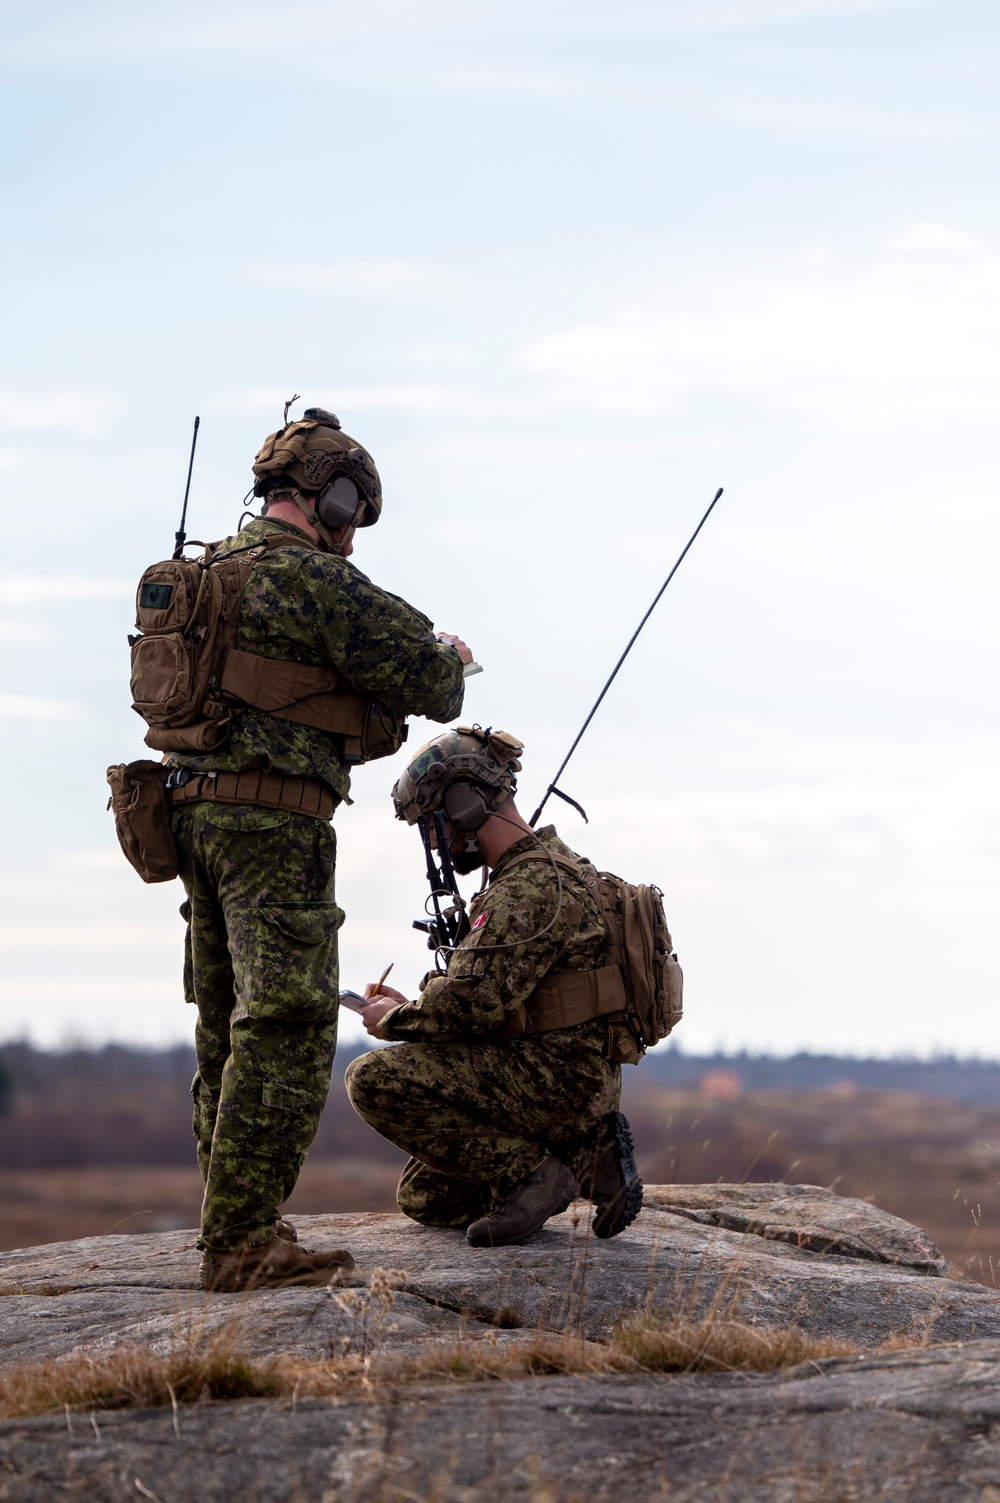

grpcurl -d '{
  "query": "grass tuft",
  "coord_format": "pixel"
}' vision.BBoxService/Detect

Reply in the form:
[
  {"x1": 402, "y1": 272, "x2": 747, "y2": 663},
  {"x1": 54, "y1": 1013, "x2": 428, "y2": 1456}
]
[
  {"x1": 0, "y1": 1284, "x2": 74, "y2": 1297},
  {"x1": 0, "y1": 1333, "x2": 286, "y2": 1420},
  {"x1": 613, "y1": 1315, "x2": 855, "y2": 1373}
]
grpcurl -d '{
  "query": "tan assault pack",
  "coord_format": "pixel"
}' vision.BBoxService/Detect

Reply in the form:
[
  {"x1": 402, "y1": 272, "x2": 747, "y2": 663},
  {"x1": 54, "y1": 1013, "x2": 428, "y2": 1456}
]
[
  {"x1": 128, "y1": 534, "x2": 405, "y2": 763},
  {"x1": 494, "y1": 850, "x2": 683, "y2": 1065}
]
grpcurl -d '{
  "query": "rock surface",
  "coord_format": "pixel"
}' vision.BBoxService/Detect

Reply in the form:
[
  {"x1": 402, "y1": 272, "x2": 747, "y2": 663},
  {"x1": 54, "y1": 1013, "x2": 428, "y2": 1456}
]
[{"x1": 3, "y1": 1184, "x2": 1000, "y2": 1500}]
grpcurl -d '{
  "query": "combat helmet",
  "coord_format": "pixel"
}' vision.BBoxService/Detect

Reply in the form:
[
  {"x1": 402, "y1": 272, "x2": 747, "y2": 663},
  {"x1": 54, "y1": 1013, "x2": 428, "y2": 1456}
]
[
  {"x1": 252, "y1": 403, "x2": 382, "y2": 529},
  {"x1": 392, "y1": 725, "x2": 524, "y2": 833}
]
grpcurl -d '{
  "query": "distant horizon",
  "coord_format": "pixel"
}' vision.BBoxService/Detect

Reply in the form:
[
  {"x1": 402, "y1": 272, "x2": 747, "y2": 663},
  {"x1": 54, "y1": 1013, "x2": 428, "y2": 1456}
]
[{"x1": 5, "y1": 1036, "x2": 1000, "y2": 1069}]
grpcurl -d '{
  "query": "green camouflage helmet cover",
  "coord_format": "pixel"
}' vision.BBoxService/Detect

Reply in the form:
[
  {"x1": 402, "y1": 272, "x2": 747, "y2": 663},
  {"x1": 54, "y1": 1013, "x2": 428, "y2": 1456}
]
[
  {"x1": 392, "y1": 725, "x2": 524, "y2": 825},
  {"x1": 251, "y1": 407, "x2": 382, "y2": 526}
]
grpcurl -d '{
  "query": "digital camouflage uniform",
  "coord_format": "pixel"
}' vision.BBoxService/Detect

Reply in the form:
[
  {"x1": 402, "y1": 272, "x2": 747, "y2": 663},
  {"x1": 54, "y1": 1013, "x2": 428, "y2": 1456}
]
[
  {"x1": 170, "y1": 515, "x2": 465, "y2": 1250},
  {"x1": 345, "y1": 826, "x2": 622, "y2": 1227}
]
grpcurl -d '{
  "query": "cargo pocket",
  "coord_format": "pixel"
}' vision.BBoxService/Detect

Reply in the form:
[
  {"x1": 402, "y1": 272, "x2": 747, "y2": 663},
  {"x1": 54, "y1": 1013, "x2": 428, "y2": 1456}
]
[
  {"x1": 191, "y1": 1072, "x2": 218, "y2": 1148},
  {"x1": 247, "y1": 901, "x2": 345, "y2": 1021},
  {"x1": 205, "y1": 807, "x2": 291, "y2": 833}
]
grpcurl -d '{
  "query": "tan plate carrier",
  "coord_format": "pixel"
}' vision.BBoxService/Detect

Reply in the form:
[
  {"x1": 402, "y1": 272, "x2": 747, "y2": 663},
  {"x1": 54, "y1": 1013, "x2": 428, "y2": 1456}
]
[{"x1": 480, "y1": 848, "x2": 682, "y2": 1063}]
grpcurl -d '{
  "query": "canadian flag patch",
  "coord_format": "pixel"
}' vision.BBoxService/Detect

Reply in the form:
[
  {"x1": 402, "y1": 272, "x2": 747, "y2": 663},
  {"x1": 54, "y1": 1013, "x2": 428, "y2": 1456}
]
[{"x1": 471, "y1": 912, "x2": 488, "y2": 931}]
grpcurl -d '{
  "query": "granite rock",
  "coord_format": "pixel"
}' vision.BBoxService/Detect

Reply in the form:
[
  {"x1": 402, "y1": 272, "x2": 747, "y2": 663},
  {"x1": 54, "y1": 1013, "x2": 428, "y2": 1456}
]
[{"x1": 2, "y1": 1185, "x2": 999, "y2": 1500}]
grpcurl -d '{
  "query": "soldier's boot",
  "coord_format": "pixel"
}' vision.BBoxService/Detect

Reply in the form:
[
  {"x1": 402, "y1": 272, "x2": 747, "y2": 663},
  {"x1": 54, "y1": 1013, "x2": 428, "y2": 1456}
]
[
  {"x1": 200, "y1": 1237, "x2": 354, "y2": 1292},
  {"x1": 275, "y1": 1218, "x2": 297, "y2": 1242},
  {"x1": 466, "y1": 1157, "x2": 581, "y2": 1248},
  {"x1": 569, "y1": 1110, "x2": 643, "y2": 1240}
]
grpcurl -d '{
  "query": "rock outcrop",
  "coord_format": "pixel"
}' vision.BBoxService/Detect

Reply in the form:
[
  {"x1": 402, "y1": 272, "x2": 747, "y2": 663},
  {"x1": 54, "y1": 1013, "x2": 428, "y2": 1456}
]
[{"x1": 3, "y1": 1185, "x2": 1000, "y2": 1501}]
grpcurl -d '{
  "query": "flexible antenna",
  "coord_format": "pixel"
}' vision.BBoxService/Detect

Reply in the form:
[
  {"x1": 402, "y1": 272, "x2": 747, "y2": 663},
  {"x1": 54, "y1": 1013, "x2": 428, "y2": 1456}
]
[
  {"x1": 529, "y1": 486, "x2": 724, "y2": 828},
  {"x1": 172, "y1": 416, "x2": 201, "y2": 560}
]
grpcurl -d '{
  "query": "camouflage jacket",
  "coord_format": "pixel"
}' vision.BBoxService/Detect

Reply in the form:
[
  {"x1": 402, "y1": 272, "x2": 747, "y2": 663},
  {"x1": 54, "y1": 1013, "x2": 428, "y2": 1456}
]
[
  {"x1": 381, "y1": 825, "x2": 607, "y2": 1042},
  {"x1": 169, "y1": 517, "x2": 466, "y2": 802}
]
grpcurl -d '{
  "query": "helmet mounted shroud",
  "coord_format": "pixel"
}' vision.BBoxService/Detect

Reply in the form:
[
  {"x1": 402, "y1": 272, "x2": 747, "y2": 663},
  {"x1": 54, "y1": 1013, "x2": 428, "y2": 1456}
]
[
  {"x1": 251, "y1": 402, "x2": 383, "y2": 542},
  {"x1": 393, "y1": 726, "x2": 524, "y2": 965},
  {"x1": 414, "y1": 809, "x2": 470, "y2": 961}
]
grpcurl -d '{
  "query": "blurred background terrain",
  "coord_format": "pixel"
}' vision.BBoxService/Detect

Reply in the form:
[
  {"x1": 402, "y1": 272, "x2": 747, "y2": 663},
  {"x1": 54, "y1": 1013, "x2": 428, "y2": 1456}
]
[{"x1": 3, "y1": 1042, "x2": 998, "y2": 1287}]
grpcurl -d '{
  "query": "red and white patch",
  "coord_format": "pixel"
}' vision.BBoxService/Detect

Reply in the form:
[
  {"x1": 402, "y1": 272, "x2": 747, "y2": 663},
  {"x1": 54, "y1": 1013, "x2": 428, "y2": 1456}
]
[{"x1": 471, "y1": 912, "x2": 488, "y2": 931}]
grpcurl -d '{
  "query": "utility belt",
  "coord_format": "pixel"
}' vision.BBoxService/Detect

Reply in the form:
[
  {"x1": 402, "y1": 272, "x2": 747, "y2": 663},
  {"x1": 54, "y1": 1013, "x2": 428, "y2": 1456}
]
[
  {"x1": 106, "y1": 759, "x2": 338, "y2": 888},
  {"x1": 165, "y1": 766, "x2": 339, "y2": 821}
]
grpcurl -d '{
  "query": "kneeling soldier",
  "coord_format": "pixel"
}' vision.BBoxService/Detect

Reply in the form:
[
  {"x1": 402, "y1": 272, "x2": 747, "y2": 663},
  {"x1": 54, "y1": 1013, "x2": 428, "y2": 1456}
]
[{"x1": 345, "y1": 726, "x2": 644, "y2": 1246}]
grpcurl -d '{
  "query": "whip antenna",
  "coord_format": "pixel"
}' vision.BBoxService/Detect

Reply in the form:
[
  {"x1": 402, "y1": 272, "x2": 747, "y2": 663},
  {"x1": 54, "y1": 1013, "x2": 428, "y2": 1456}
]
[
  {"x1": 172, "y1": 415, "x2": 201, "y2": 559},
  {"x1": 529, "y1": 486, "x2": 724, "y2": 828}
]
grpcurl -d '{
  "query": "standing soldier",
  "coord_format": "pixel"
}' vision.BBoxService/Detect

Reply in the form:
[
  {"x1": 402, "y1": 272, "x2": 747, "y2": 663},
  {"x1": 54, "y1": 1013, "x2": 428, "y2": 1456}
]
[
  {"x1": 346, "y1": 726, "x2": 647, "y2": 1247},
  {"x1": 161, "y1": 407, "x2": 470, "y2": 1289}
]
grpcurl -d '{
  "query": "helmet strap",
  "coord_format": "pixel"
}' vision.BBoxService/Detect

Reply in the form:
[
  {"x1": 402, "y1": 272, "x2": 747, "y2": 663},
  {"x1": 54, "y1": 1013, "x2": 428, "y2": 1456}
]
[
  {"x1": 292, "y1": 492, "x2": 338, "y2": 551},
  {"x1": 266, "y1": 486, "x2": 339, "y2": 551}
]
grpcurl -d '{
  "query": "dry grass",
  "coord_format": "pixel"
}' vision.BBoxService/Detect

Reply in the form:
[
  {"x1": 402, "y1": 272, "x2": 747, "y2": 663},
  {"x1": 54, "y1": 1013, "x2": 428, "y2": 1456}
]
[
  {"x1": 362, "y1": 1320, "x2": 856, "y2": 1387},
  {"x1": 0, "y1": 1335, "x2": 289, "y2": 1421},
  {"x1": 0, "y1": 1283, "x2": 72, "y2": 1297},
  {"x1": 613, "y1": 1315, "x2": 855, "y2": 1373},
  {"x1": 0, "y1": 1302, "x2": 862, "y2": 1422}
]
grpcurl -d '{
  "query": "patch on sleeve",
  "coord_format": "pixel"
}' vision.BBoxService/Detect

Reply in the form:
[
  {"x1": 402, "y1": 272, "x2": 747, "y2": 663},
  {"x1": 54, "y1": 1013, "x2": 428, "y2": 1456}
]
[{"x1": 471, "y1": 912, "x2": 488, "y2": 931}]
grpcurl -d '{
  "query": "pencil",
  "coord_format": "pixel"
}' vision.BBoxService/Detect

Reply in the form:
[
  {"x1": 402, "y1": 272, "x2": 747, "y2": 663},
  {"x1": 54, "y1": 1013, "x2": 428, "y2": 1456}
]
[{"x1": 371, "y1": 963, "x2": 394, "y2": 998}]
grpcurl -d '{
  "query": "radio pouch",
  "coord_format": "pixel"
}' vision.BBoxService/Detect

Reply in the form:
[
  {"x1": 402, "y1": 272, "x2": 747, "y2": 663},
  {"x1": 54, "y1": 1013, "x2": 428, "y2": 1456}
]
[{"x1": 106, "y1": 760, "x2": 180, "y2": 884}]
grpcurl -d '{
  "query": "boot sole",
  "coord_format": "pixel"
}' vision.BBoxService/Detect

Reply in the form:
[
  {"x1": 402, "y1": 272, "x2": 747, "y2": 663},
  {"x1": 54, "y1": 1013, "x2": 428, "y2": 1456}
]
[
  {"x1": 594, "y1": 1112, "x2": 643, "y2": 1240},
  {"x1": 201, "y1": 1268, "x2": 349, "y2": 1292}
]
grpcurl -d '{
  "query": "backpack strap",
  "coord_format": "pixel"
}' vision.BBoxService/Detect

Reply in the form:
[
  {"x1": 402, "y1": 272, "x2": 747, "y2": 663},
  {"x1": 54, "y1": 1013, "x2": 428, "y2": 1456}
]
[{"x1": 211, "y1": 533, "x2": 405, "y2": 761}]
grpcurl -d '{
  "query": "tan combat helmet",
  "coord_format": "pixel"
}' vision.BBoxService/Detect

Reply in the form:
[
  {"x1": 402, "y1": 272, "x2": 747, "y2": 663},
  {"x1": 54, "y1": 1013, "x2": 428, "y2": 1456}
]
[
  {"x1": 252, "y1": 405, "x2": 382, "y2": 527},
  {"x1": 392, "y1": 725, "x2": 524, "y2": 831}
]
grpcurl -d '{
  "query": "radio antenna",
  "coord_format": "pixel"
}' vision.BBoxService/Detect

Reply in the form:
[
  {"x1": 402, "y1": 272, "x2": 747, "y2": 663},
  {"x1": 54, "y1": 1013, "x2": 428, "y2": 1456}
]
[
  {"x1": 172, "y1": 416, "x2": 201, "y2": 559},
  {"x1": 530, "y1": 487, "x2": 724, "y2": 828}
]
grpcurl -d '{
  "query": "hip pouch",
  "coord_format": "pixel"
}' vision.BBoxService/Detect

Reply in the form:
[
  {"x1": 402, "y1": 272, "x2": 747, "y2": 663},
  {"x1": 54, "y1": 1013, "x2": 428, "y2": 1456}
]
[{"x1": 106, "y1": 760, "x2": 179, "y2": 883}]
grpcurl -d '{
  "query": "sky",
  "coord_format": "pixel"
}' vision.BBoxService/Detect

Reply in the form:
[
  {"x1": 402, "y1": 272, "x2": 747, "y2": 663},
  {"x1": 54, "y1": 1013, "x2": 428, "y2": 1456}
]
[{"x1": 0, "y1": 0, "x2": 998, "y2": 1057}]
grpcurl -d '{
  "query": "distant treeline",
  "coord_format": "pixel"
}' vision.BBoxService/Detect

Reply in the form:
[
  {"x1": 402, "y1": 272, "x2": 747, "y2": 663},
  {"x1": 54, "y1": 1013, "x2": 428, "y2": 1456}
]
[
  {"x1": 1, "y1": 1040, "x2": 999, "y2": 1170},
  {"x1": 640, "y1": 1048, "x2": 1000, "y2": 1101},
  {"x1": 0, "y1": 1040, "x2": 392, "y2": 1170}
]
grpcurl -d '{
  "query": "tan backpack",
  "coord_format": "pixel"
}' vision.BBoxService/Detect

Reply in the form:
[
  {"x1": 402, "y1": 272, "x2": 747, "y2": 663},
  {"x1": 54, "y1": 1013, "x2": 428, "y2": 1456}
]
[
  {"x1": 128, "y1": 534, "x2": 405, "y2": 762},
  {"x1": 492, "y1": 850, "x2": 683, "y2": 1064},
  {"x1": 591, "y1": 868, "x2": 684, "y2": 1065}
]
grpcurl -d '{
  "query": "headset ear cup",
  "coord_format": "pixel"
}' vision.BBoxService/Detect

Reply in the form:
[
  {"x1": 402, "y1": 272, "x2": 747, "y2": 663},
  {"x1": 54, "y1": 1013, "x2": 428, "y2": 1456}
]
[
  {"x1": 316, "y1": 476, "x2": 361, "y2": 530},
  {"x1": 443, "y1": 783, "x2": 489, "y2": 831}
]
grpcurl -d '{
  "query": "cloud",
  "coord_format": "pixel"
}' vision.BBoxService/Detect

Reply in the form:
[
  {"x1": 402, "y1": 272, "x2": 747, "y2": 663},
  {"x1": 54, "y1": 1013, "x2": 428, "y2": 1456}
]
[
  {"x1": 250, "y1": 260, "x2": 493, "y2": 311},
  {"x1": 0, "y1": 695, "x2": 83, "y2": 720},
  {"x1": 219, "y1": 384, "x2": 518, "y2": 419},
  {"x1": 726, "y1": 98, "x2": 957, "y2": 140},
  {"x1": 236, "y1": 223, "x2": 999, "y2": 428},
  {"x1": 0, "y1": 925, "x2": 177, "y2": 949},
  {"x1": 0, "y1": 575, "x2": 133, "y2": 606},
  {"x1": 0, "y1": 980, "x2": 178, "y2": 999},
  {"x1": 516, "y1": 222, "x2": 1000, "y2": 423},
  {"x1": 54, "y1": 846, "x2": 130, "y2": 872},
  {"x1": 667, "y1": 0, "x2": 936, "y2": 27},
  {"x1": 0, "y1": 392, "x2": 120, "y2": 434},
  {"x1": 0, "y1": 0, "x2": 934, "y2": 68},
  {"x1": 0, "y1": 620, "x2": 50, "y2": 643}
]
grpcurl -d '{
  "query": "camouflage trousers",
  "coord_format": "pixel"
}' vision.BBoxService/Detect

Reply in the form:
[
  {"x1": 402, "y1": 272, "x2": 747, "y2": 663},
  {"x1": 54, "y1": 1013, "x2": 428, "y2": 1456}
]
[
  {"x1": 345, "y1": 1024, "x2": 621, "y2": 1227},
  {"x1": 173, "y1": 802, "x2": 342, "y2": 1251}
]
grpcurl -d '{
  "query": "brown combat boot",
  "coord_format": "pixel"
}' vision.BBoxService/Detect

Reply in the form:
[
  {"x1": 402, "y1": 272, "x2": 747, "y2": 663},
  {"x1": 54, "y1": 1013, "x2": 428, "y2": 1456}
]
[
  {"x1": 275, "y1": 1218, "x2": 297, "y2": 1242},
  {"x1": 200, "y1": 1236, "x2": 354, "y2": 1292},
  {"x1": 569, "y1": 1110, "x2": 643, "y2": 1239},
  {"x1": 466, "y1": 1157, "x2": 581, "y2": 1248}
]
